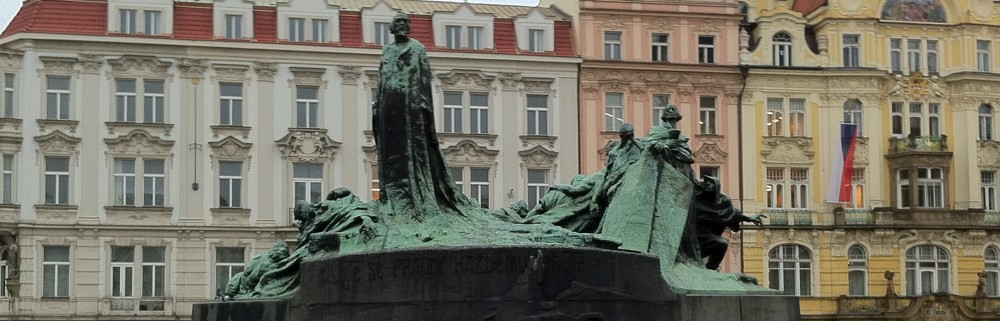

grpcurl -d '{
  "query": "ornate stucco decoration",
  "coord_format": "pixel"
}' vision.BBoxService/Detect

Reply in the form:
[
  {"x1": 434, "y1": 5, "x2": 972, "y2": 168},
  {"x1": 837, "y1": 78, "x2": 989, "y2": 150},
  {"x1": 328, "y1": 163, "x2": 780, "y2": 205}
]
[
  {"x1": 104, "y1": 129, "x2": 175, "y2": 156},
  {"x1": 212, "y1": 64, "x2": 251, "y2": 84},
  {"x1": 518, "y1": 145, "x2": 558, "y2": 168},
  {"x1": 35, "y1": 130, "x2": 81, "y2": 156},
  {"x1": 887, "y1": 74, "x2": 946, "y2": 100},
  {"x1": 254, "y1": 62, "x2": 277, "y2": 82},
  {"x1": 104, "y1": 122, "x2": 173, "y2": 138},
  {"x1": 38, "y1": 56, "x2": 79, "y2": 77},
  {"x1": 209, "y1": 136, "x2": 253, "y2": 161},
  {"x1": 443, "y1": 140, "x2": 498, "y2": 165},
  {"x1": 979, "y1": 140, "x2": 1000, "y2": 169},
  {"x1": 521, "y1": 77, "x2": 554, "y2": 94},
  {"x1": 176, "y1": 59, "x2": 207, "y2": 78},
  {"x1": 364, "y1": 70, "x2": 380, "y2": 91},
  {"x1": 274, "y1": 129, "x2": 341, "y2": 162},
  {"x1": 0, "y1": 50, "x2": 23, "y2": 70},
  {"x1": 853, "y1": 137, "x2": 870, "y2": 165},
  {"x1": 760, "y1": 229, "x2": 818, "y2": 250},
  {"x1": 520, "y1": 135, "x2": 557, "y2": 149},
  {"x1": 601, "y1": 15, "x2": 625, "y2": 29},
  {"x1": 497, "y1": 72, "x2": 520, "y2": 91},
  {"x1": 693, "y1": 142, "x2": 727, "y2": 164},
  {"x1": 437, "y1": 70, "x2": 496, "y2": 89},
  {"x1": 109, "y1": 55, "x2": 171, "y2": 79},
  {"x1": 339, "y1": 66, "x2": 362, "y2": 85},
  {"x1": 77, "y1": 54, "x2": 104, "y2": 74},
  {"x1": 289, "y1": 67, "x2": 327, "y2": 88},
  {"x1": 760, "y1": 137, "x2": 814, "y2": 164}
]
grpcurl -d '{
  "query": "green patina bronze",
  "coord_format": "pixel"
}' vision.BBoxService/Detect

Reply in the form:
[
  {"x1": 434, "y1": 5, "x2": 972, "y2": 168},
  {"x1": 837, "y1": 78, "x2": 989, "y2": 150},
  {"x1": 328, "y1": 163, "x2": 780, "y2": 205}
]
[{"x1": 224, "y1": 14, "x2": 769, "y2": 299}]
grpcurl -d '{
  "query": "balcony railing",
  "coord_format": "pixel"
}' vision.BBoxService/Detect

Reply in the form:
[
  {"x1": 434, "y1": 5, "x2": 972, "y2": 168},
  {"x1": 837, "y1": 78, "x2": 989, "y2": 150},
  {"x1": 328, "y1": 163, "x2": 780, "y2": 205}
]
[
  {"x1": 836, "y1": 294, "x2": 1000, "y2": 317},
  {"x1": 987, "y1": 211, "x2": 1000, "y2": 226},
  {"x1": 833, "y1": 208, "x2": 875, "y2": 225},
  {"x1": 762, "y1": 209, "x2": 813, "y2": 226},
  {"x1": 888, "y1": 135, "x2": 948, "y2": 153}
]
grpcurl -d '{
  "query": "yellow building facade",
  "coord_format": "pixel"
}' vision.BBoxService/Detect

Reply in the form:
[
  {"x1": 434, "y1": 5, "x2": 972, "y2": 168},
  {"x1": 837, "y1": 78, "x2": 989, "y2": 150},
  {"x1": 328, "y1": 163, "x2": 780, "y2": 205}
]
[{"x1": 741, "y1": 0, "x2": 1000, "y2": 319}]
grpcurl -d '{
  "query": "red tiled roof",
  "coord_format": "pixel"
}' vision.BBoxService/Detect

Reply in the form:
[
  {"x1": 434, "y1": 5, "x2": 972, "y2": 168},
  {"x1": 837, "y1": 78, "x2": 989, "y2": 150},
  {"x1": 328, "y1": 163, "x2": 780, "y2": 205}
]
[
  {"x1": 553, "y1": 21, "x2": 574, "y2": 56},
  {"x1": 408, "y1": 15, "x2": 433, "y2": 46},
  {"x1": 253, "y1": 6, "x2": 277, "y2": 42},
  {"x1": 339, "y1": 12, "x2": 364, "y2": 46},
  {"x1": 493, "y1": 18, "x2": 516, "y2": 54},
  {"x1": 174, "y1": 2, "x2": 212, "y2": 40},
  {"x1": 2, "y1": 0, "x2": 105, "y2": 38},
  {"x1": 792, "y1": 0, "x2": 826, "y2": 15}
]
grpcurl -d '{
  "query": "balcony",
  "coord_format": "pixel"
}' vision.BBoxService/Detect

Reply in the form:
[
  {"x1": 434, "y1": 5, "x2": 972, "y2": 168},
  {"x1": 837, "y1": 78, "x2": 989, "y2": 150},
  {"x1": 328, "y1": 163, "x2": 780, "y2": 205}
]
[
  {"x1": 833, "y1": 208, "x2": 874, "y2": 225},
  {"x1": 887, "y1": 135, "x2": 948, "y2": 154},
  {"x1": 762, "y1": 209, "x2": 813, "y2": 226},
  {"x1": 834, "y1": 207, "x2": 985, "y2": 227},
  {"x1": 835, "y1": 294, "x2": 1000, "y2": 318}
]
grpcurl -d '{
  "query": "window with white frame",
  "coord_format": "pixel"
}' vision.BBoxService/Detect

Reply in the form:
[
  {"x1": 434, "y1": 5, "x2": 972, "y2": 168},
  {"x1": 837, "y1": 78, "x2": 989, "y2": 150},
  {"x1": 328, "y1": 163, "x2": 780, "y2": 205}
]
[
  {"x1": 604, "y1": 31, "x2": 622, "y2": 60},
  {"x1": 768, "y1": 244, "x2": 812, "y2": 296},
  {"x1": 979, "y1": 40, "x2": 992, "y2": 72},
  {"x1": 766, "y1": 168, "x2": 784, "y2": 209},
  {"x1": 215, "y1": 247, "x2": 244, "y2": 295},
  {"x1": 468, "y1": 26, "x2": 484, "y2": 50},
  {"x1": 374, "y1": 22, "x2": 391, "y2": 46},
  {"x1": 119, "y1": 8, "x2": 161, "y2": 35},
  {"x1": 699, "y1": 96, "x2": 717, "y2": 135},
  {"x1": 843, "y1": 99, "x2": 863, "y2": 136},
  {"x1": 527, "y1": 169, "x2": 549, "y2": 207},
  {"x1": 905, "y1": 245, "x2": 950, "y2": 295},
  {"x1": 773, "y1": 32, "x2": 792, "y2": 66},
  {"x1": 452, "y1": 167, "x2": 490, "y2": 209},
  {"x1": 219, "y1": 83, "x2": 243, "y2": 126},
  {"x1": 114, "y1": 159, "x2": 136, "y2": 206},
  {"x1": 891, "y1": 38, "x2": 939, "y2": 74},
  {"x1": 652, "y1": 94, "x2": 669, "y2": 127},
  {"x1": 986, "y1": 246, "x2": 1000, "y2": 296},
  {"x1": 849, "y1": 168, "x2": 866, "y2": 208},
  {"x1": 450, "y1": 167, "x2": 463, "y2": 191},
  {"x1": 2, "y1": 154, "x2": 14, "y2": 204},
  {"x1": 848, "y1": 245, "x2": 868, "y2": 296},
  {"x1": 528, "y1": 29, "x2": 544, "y2": 53},
  {"x1": 0, "y1": 260, "x2": 6, "y2": 297},
  {"x1": 312, "y1": 19, "x2": 329, "y2": 42},
  {"x1": 144, "y1": 10, "x2": 161, "y2": 35},
  {"x1": 897, "y1": 168, "x2": 944, "y2": 208},
  {"x1": 446, "y1": 25, "x2": 461, "y2": 49},
  {"x1": 370, "y1": 165, "x2": 380, "y2": 201},
  {"x1": 526, "y1": 94, "x2": 548, "y2": 135},
  {"x1": 143, "y1": 159, "x2": 165, "y2": 206},
  {"x1": 142, "y1": 247, "x2": 165, "y2": 297},
  {"x1": 289, "y1": 18, "x2": 305, "y2": 42},
  {"x1": 296, "y1": 86, "x2": 319, "y2": 128},
  {"x1": 46, "y1": 76, "x2": 71, "y2": 120},
  {"x1": 652, "y1": 33, "x2": 669, "y2": 62},
  {"x1": 605, "y1": 93, "x2": 624, "y2": 132},
  {"x1": 890, "y1": 101, "x2": 943, "y2": 137},
  {"x1": 790, "y1": 168, "x2": 808, "y2": 209},
  {"x1": 117, "y1": 79, "x2": 165, "y2": 123},
  {"x1": 698, "y1": 36, "x2": 716, "y2": 64},
  {"x1": 984, "y1": 171, "x2": 997, "y2": 211},
  {"x1": 293, "y1": 163, "x2": 323, "y2": 204},
  {"x1": 890, "y1": 38, "x2": 903, "y2": 73},
  {"x1": 981, "y1": 104, "x2": 994, "y2": 140},
  {"x1": 3, "y1": 73, "x2": 13, "y2": 117},
  {"x1": 766, "y1": 168, "x2": 809, "y2": 210},
  {"x1": 44, "y1": 156, "x2": 69, "y2": 205},
  {"x1": 469, "y1": 92, "x2": 488, "y2": 134},
  {"x1": 43, "y1": 245, "x2": 70, "y2": 297},
  {"x1": 120, "y1": 9, "x2": 138, "y2": 34},
  {"x1": 843, "y1": 35, "x2": 860, "y2": 67},
  {"x1": 927, "y1": 40, "x2": 939, "y2": 74},
  {"x1": 443, "y1": 91, "x2": 463, "y2": 133},
  {"x1": 116, "y1": 79, "x2": 137, "y2": 122},
  {"x1": 144, "y1": 80, "x2": 165, "y2": 123},
  {"x1": 114, "y1": 158, "x2": 165, "y2": 207},
  {"x1": 907, "y1": 39, "x2": 921, "y2": 73},
  {"x1": 766, "y1": 98, "x2": 806, "y2": 137},
  {"x1": 929, "y1": 103, "x2": 942, "y2": 137},
  {"x1": 287, "y1": 17, "x2": 329, "y2": 42},
  {"x1": 111, "y1": 246, "x2": 134, "y2": 298},
  {"x1": 218, "y1": 161, "x2": 243, "y2": 208},
  {"x1": 225, "y1": 14, "x2": 243, "y2": 39}
]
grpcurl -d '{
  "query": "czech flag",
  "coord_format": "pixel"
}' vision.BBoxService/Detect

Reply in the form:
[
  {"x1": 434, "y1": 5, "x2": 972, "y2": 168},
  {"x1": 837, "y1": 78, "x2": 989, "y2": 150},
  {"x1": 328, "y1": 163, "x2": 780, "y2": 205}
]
[{"x1": 826, "y1": 123, "x2": 859, "y2": 203}]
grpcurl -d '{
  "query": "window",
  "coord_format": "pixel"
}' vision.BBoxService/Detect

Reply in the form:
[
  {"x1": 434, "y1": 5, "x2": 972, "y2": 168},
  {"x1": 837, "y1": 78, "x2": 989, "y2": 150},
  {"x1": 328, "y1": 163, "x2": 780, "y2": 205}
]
[
  {"x1": 897, "y1": 168, "x2": 944, "y2": 208},
  {"x1": 2, "y1": 154, "x2": 13, "y2": 204},
  {"x1": 890, "y1": 38, "x2": 902, "y2": 73},
  {"x1": 790, "y1": 168, "x2": 808, "y2": 209},
  {"x1": 375, "y1": 22, "x2": 392, "y2": 46},
  {"x1": 766, "y1": 168, "x2": 784, "y2": 209},
  {"x1": 46, "y1": 76, "x2": 70, "y2": 120},
  {"x1": 218, "y1": 161, "x2": 243, "y2": 208},
  {"x1": 907, "y1": 39, "x2": 921, "y2": 73},
  {"x1": 698, "y1": 36, "x2": 716, "y2": 64},
  {"x1": 116, "y1": 79, "x2": 137, "y2": 122},
  {"x1": 929, "y1": 103, "x2": 941, "y2": 137},
  {"x1": 905, "y1": 245, "x2": 950, "y2": 295},
  {"x1": 470, "y1": 93, "x2": 488, "y2": 134},
  {"x1": 527, "y1": 169, "x2": 549, "y2": 206},
  {"x1": 43, "y1": 246, "x2": 70, "y2": 297},
  {"x1": 114, "y1": 159, "x2": 136, "y2": 206},
  {"x1": 44, "y1": 157, "x2": 69, "y2": 205},
  {"x1": 144, "y1": 11, "x2": 161, "y2": 35},
  {"x1": 446, "y1": 25, "x2": 461, "y2": 49},
  {"x1": 296, "y1": 86, "x2": 319, "y2": 128},
  {"x1": 143, "y1": 159, "x2": 165, "y2": 206},
  {"x1": 293, "y1": 163, "x2": 323, "y2": 204},
  {"x1": 144, "y1": 80, "x2": 165, "y2": 123},
  {"x1": 843, "y1": 99, "x2": 863, "y2": 136},
  {"x1": 111, "y1": 246, "x2": 134, "y2": 297},
  {"x1": 528, "y1": 29, "x2": 544, "y2": 53},
  {"x1": 370, "y1": 165, "x2": 380, "y2": 201},
  {"x1": 452, "y1": 167, "x2": 490, "y2": 209},
  {"x1": 142, "y1": 247, "x2": 165, "y2": 297},
  {"x1": 766, "y1": 98, "x2": 806, "y2": 136},
  {"x1": 848, "y1": 245, "x2": 868, "y2": 296},
  {"x1": 980, "y1": 40, "x2": 993, "y2": 72},
  {"x1": 289, "y1": 18, "x2": 305, "y2": 42},
  {"x1": 652, "y1": 94, "x2": 669, "y2": 127},
  {"x1": 443, "y1": 91, "x2": 462, "y2": 133},
  {"x1": 984, "y1": 171, "x2": 997, "y2": 211},
  {"x1": 767, "y1": 99, "x2": 783, "y2": 136},
  {"x1": 849, "y1": 168, "x2": 865, "y2": 208},
  {"x1": 120, "y1": 9, "x2": 137, "y2": 34},
  {"x1": 767, "y1": 168, "x2": 809, "y2": 209},
  {"x1": 927, "y1": 40, "x2": 938, "y2": 73},
  {"x1": 699, "y1": 96, "x2": 717, "y2": 135},
  {"x1": 468, "y1": 26, "x2": 484, "y2": 50},
  {"x1": 215, "y1": 247, "x2": 244, "y2": 295},
  {"x1": 789, "y1": 99, "x2": 805, "y2": 136},
  {"x1": 3, "y1": 73, "x2": 14, "y2": 117},
  {"x1": 843, "y1": 35, "x2": 860, "y2": 67},
  {"x1": 891, "y1": 102, "x2": 904, "y2": 136},
  {"x1": 312, "y1": 19, "x2": 328, "y2": 42},
  {"x1": 700, "y1": 166, "x2": 720, "y2": 180},
  {"x1": 986, "y1": 246, "x2": 1000, "y2": 296},
  {"x1": 117, "y1": 79, "x2": 164, "y2": 123},
  {"x1": 982, "y1": 104, "x2": 994, "y2": 140},
  {"x1": 219, "y1": 83, "x2": 243, "y2": 126},
  {"x1": 0, "y1": 260, "x2": 6, "y2": 297},
  {"x1": 604, "y1": 32, "x2": 622, "y2": 60},
  {"x1": 768, "y1": 244, "x2": 812, "y2": 296},
  {"x1": 652, "y1": 33, "x2": 669, "y2": 62},
  {"x1": 605, "y1": 93, "x2": 624, "y2": 132},
  {"x1": 450, "y1": 167, "x2": 463, "y2": 191},
  {"x1": 773, "y1": 32, "x2": 792, "y2": 66},
  {"x1": 225, "y1": 15, "x2": 243, "y2": 39},
  {"x1": 890, "y1": 101, "x2": 943, "y2": 137},
  {"x1": 526, "y1": 94, "x2": 548, "y2": 135}
]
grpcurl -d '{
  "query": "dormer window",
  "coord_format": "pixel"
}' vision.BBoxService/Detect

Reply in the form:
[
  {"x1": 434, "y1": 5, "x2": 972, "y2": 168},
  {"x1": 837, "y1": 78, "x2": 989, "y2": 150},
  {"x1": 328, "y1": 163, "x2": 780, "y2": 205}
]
[
  {"x1": 225, "y1": 15, "x2": 243, "y2": 39},
  {"x1": 375, "y1": 22, "x2": 392, "y2": 46},
  {"x1": 515, "y1": 9, "x2": 555, "y2": 53},
  {"x1": 120, "y1": 10, "x2": 137, "y2": 34},
  {"x1": 118, "y1": 9, "x2": 162, "y2": 35},
  {"x1": 289, "y1": 18, "x2": 306, "y2": 42},
  {"x1": 109, "y1": 1, "x2": 171, "y2": 35},
  {"x1": 433, "y1": 4, "x2": 494, "y2": 50},
  {"x1": 446, "y1": 25, "x2": 461, "y2": 49},
  {"x1": 773, "y1": 32, "x2": 792, "y2": 66},
  {"x1": 277, "y1": 2, "x2": 338, "y2": 43},
  {"x1": 468, "y1": 27, "x2": 484, "y2": 50},
  {"x1": 528, "y1": 29, "x2": 544, "y2": 53}
]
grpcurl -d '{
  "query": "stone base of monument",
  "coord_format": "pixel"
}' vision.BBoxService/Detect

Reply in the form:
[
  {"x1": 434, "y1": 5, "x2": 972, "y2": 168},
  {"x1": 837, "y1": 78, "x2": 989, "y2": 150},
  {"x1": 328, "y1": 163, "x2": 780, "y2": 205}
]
[{"x1": 194, "y1": 246, "x2": 799, "y2": 321}]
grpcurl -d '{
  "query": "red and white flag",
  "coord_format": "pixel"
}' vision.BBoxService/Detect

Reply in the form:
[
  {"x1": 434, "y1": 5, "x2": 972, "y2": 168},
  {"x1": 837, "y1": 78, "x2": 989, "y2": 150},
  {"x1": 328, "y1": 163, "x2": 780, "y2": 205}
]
[{"x1": 826, "y1": 123, "x2": 859, "y2": 203}]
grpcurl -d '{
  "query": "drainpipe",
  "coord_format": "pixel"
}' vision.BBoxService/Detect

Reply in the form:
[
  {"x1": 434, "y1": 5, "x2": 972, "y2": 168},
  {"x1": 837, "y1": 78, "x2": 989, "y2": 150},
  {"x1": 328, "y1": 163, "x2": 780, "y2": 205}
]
[{"x1": 737, "y1": 64, "x2": 749, "y2": 273}]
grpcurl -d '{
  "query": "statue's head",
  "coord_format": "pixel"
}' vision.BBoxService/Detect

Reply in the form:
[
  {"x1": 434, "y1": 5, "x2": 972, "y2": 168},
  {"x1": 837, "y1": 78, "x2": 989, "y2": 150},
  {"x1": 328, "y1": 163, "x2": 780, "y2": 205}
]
[
  {"x1": 268, "y1": 242, "x2": 290, "y2": 261},
  {"x1": 662, "y1": 105, "x2": 682, "y2": 124},
  {"x1": 700, "y1": 176, "x2": 721, "y2": 195},
  {"x1": 390, "y1": 13, "x2": 411, "y2": 37},
  {"x1": 620, "y1": 123, "x2": 635, "y2": 141},
  {"x1": 326, "y1": 187, "x2": 352, "y2": 201}
]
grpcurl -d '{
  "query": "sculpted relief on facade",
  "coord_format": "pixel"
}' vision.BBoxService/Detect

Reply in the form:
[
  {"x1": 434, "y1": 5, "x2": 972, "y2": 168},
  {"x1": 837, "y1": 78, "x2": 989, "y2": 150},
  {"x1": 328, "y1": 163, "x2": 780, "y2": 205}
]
[
  {"x1": 761, "y1": 137, "x2": 814, "y2": 164},
  {"x1": 443, "y1": 140, "x2": 498, "y2": 166},
  {"x1": 275, "y1": 129, "x2": 341, "y2": 162}
]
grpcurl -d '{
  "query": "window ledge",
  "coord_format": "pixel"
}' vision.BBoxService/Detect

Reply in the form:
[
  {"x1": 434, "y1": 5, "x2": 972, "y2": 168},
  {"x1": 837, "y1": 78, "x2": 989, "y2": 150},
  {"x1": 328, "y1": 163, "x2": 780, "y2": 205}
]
[
  {"x1": 0, "y1": 118, "x2": 22, "y2": 132},
  {"x1": 0, "y1": 203, "x2": 20, "y2": 209},
  {"x1": 39, "y1": 297, "x2": 71, "y2": 301},
  {"x1": 211, "y1": 208, "x2": 251, "y2": 226},
  {"x1": 210, "y1": 125, "x2": 251, "y2": 140},
  {"x1": 105, "y1": 206, "x2": 173, "y2": 225},
  {"x1": 695, "y1": 133, "x2": 724, "y2": 139},
  {"x1": 35, "y1": 204, "x2": 78, "y2": 210},
  {"x1": 104, "y1": 122, "x2": 173, "y2": 137},
  {"x1": 37, "y1": 119, "x2": 79, "y2": 134}
]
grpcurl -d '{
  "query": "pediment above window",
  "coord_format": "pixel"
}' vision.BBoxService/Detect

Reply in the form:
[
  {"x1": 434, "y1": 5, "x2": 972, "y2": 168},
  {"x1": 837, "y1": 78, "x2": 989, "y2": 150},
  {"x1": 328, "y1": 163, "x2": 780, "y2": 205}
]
[
  {"x1": 35, "y1": 130, "x2": 81, "y2": 155},
  {"x1": 521, "y1": 77, "x2": 555, "y2": 94},
  {"x1": 289, "y1": 67, "x2": 327, "y2": 88},
  {"x1": 694, "y1": 142, "x2": 727, "y2": 165},
  {"x1": 105, "y1": 122, "x2": 173, "y2": 138},
  {"x1": 109, "y1": 55, "x2": 171, "y2": 78},
  {"x1": 210, "y1": 136, "x2": 253, "y2": 160},
  {"x1": 37, "y1": 119, "x2": 79, "y2": 136},
  {"x1": 443, "y1": 140, "x2": 498, "y2": 165},
  {"x1": 212, "y1": 64, "x2": 251, "y2": 84},
  {"x1": 519, "y1": 145, "x2": 558, "y2": 167},
  {"x1": 1, "y1": 50, "x2": 24, "y2": 70},
  {"x1": 275, "y1": 128, "x2": 341, "y2": 162},
  {"x1": 760, "y1": 136, "x2": 814, "y2": 164},
  {"x1": 38, "y1": 57, "x2": 79, "y2": 76},
  {"x1": 437, "y1": 70, "x2": 496, "y2": 89},
  {"x1": 979, "y1": 140, "x2": 1000, "y2": 169},
  {"x1": 104, "y1": 129, "x2": 175, "y2": 156}
]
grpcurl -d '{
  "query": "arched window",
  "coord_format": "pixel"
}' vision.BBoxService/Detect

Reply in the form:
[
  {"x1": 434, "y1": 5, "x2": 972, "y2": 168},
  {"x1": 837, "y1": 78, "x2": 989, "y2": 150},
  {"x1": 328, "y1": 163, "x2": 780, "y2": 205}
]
[
  {"x1": 980, "y1": 104, "x2": 994, "y2": 141},
  {"x1": 844, "y1": 99, "x2": 863, "y2": 136},
  {"x1": 773, "y1": 32, "x2": 792, "y2": 66},
  {"x1": 848, "y1": 245, "x2": 868, "y2": 296},
  {"x1": 905, "y1": 245, "x2": 950, "y2": 295},
  {"x1": 986, "y1": 246, "x2": 1000, "y2": 296},
  {"x1": 768, "y1": 244, "x2": 812, "y2": 296}
]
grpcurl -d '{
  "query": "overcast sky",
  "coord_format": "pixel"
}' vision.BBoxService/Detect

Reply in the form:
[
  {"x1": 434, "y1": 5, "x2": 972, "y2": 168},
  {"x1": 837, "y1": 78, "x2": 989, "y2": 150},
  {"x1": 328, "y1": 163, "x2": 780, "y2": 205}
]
[{"x1": 0, "y1": 0, "x2": 541, "y2": 31}]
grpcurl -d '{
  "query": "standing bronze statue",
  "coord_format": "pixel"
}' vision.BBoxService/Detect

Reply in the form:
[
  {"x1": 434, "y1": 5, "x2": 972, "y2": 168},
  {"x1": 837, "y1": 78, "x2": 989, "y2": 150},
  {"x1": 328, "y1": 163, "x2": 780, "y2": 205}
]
[{"x1": 373, "y1": 13, "x2": 473, "y2": 219}]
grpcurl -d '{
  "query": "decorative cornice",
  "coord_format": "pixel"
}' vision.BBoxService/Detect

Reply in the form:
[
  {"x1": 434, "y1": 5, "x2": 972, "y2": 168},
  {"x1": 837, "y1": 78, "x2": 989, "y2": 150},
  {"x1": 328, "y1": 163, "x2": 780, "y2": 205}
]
[
  {"x1": 518, "y1": 145, "x2": 558, "y2": 167},
  {"x1": 177, "y1": 59, "x2": 207, "y2": 78},
  {"x1": 38, "y1": 57, "x2": 78, "y2": 76},
  {"x1": 108, "y1": 55, "x2": 171, "y2": 78},
  {"x1": 274, "y1": 129, "x2": 341, "y2": 162},
  {"x1": 442, "y1": 140, "x2": 498, "y2": 165},
  {"x1": 693, "y1": 142, "x2": 727, "y2": 164},
  {"x1": 254, "y1": 62, "x2": 278, "y2": 81},
  {"x1": 437, "y1": 70, "x2": 496, "y2": 88},
  {"x1": 209, "y1": 136, "x2": 253, "y2": 160},
  {"x1": 338, "y1": 66, "x2": 362, "y2": 85},
  {"x1": 104, "y1": 129, "x2": 175, "y2": 156},
  {"x1": 35, "y1": 130, "x2": 81, "y2": 155},
  {"x1": 212, "y1": 64, "x2": 251, "y2": 84},
  {"x1": 289, "y1": 67, "x2": 327, "y2": 88}
]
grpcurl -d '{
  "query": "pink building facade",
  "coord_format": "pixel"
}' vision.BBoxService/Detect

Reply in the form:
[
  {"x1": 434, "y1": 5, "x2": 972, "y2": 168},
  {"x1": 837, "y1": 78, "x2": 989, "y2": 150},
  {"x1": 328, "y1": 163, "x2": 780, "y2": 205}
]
[{"x1": 575, "y1": 0, "x2": 745, "y2": 272}]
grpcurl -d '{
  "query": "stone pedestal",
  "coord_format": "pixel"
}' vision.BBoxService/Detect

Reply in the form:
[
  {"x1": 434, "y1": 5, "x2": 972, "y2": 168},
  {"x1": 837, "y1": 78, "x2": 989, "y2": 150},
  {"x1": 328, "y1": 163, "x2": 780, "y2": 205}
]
[{"x1": 193, "y1": 246, "x2": 799, "y2": 321}]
